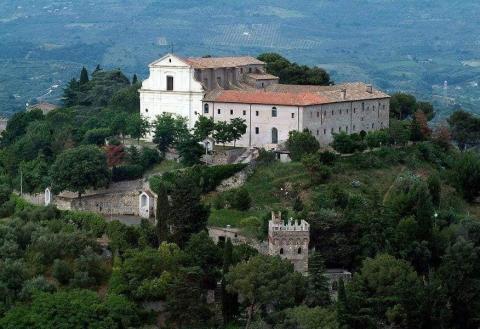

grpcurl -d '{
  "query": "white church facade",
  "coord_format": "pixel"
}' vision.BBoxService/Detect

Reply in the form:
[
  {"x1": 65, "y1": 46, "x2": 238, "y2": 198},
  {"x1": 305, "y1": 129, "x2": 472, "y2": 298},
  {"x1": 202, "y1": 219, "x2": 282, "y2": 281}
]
[{"x1": 139, "y1": 53, "x2": 390, "y2": 148}]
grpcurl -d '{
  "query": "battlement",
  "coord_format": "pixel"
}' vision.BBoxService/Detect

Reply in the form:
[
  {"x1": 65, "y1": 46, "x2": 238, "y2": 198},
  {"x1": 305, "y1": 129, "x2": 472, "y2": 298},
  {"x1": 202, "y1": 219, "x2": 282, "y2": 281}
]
[{"x1": 268, "y1": 211, "x2": 309, "y2": 233}]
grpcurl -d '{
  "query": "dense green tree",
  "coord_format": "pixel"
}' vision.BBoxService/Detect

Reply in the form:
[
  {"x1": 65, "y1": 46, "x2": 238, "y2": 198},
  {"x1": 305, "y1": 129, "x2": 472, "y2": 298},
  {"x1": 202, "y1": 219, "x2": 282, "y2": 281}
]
[
  {"x1": 62, "y1": 78, "x2": 80, "y2": 107},
  {"x1": 194, "y1": 116, "x2": 215, "y2": 140},
  {"x1": 336, "y1": 278, "x2": 349, "y2": 329},
  {"x1": 167, "y1": 175, "x2": 210, "y2": 247},
  {"x1": 451, "y1": 151, "x2": 480, "y2": 202},
  {"x1": 185, "y1": 232, "x2": 222, "y2": 289},
  {"x1": 437, "y1": 238, "x2": 480, "y2": 329},
  {"x1": 258, "y1": 53, "x2": 331, "y2": 85},
  {"x1": 109, "y1": 83, "x2": 141, "y2": 113},
  {"x1": 126, "y1": 113, "x2": 150, "y2": 142},
  {"x1": 389, "y1": 119, "x2": 411, "y2": 145},
  {"x1": 19, "y1": 155, "x2": 49, "y2": 193},
  {"x1": 427, "y1": 173, "x2": 441, "y2": 207},
  {"x1": 152, "y1": 113, "x2": 188, "y2": 155},
  {"x1": 176, "y1": 135, "x2": 204, "y2": 166},
  {"x1": 226, "y1": 254, "x2": 306, "y2": 329},
  {"x1": 279, "y1": 306, "x2": 339, "y2": 329},
  {"x1": 52, "y1": 259, "x2": 73, "y2": 285},
  {"x1": 448, "y1": 110, "x2": 480, "y2": 149},
  {"x1": 305, "y1": 252, "x2": 331, "y2": 307},
  {"x1": 50, "y1": 145, "x2": 110, "y2": 197},
  {"x1": 286, "y1": 130, "x2": 320, "y2": 161},
  {"x1": 155, "y1": 182, "x2": 170, "y2": 242},
  {"x1": 417, "y1": 101, "x2": 435, "y2": 121},
  {"x1": 390, "y1": 93, "x2": 417, "y2": 119},
  {"x1": 165, "y1": 267, "x2": 213, "y2": 329},
  {"x1": 230, "y1": 118, "x2": 247, "y2": 147},
  {"x1": 213, "y1": 121, "x2": 233, "y2": 146},
  {"x1": 222, "y1": 238, "x2": 238, "y2": 325},
  {"x1": 0, "y1": 109, "x2": 44, "y2": 147},
  {"x1": 302, "y1": 153, "x2": 332, "y2": 184},
  {"x1": 82, "y1": 127, "x2": 111, "y2": 146},
  {"x1": 0, "y1": 290, "x2": 139, "y2": 329},
  {"x1": 231, "y1": 188, "x2": 252, "y2": 211},
  {"x1": 79, "y1": 67, "x2": 89, "y2": 85},
  {"x1": 347, "y1": 254, "x2": 423, "y2": 329}
]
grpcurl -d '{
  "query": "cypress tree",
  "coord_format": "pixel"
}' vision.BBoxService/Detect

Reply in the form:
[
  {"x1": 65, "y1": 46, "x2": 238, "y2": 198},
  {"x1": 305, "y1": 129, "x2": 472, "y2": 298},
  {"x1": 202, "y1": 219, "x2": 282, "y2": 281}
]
[
  {"x1": 79, "y1": 67, "x2": 89, "y2": 85},
  {"x1": 221, "y1": 238, "x2": 238, "y2": 325},
  {"x1": 305, "y1": 252, "x2": 331, "y2": 307},
  {"x1": 132, "y1": 74, "x2": 138, "y2": 85},
  {"x1": 93, "y1": 64, "x2": 102, "y2": 74},
  {"x1": 337, "y1": 278, "x2": 349, "y2": 329},
  {"x1": 155, "y1": 182, "x2": 170, "y2": 242}
]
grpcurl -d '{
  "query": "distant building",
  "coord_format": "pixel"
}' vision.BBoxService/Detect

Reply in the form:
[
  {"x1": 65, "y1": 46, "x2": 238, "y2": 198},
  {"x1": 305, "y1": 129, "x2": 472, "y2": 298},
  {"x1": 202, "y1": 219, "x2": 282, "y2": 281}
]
[
  {"x1": 140, "y1": 53, "x2": 390, "y2": 148},
  {"x1": 26, "y1": 102, "x2": 59, "y2": 115},
  {"x1": 268, "y1": 211, "x2": 309, "y2": 273},
  {"x1": 0, "y1": 118, "x2": 8, "y2": 134}
]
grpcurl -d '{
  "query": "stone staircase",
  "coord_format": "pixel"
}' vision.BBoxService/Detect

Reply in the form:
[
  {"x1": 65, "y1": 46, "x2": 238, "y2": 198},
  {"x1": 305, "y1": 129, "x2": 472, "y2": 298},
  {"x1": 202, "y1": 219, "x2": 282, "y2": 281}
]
[{"x1": 234, "y1": 147, "x2": 258, "y2": 164}]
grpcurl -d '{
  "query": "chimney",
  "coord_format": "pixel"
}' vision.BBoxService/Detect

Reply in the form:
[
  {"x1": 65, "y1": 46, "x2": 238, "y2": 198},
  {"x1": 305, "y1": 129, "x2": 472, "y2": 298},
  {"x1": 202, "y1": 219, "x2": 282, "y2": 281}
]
[
  {"x1": 341, "y1": 88, "x2": 347, "y2": 100},
  {"x1": 366, "y1": 84, "x2": 373, "y2": 93}
]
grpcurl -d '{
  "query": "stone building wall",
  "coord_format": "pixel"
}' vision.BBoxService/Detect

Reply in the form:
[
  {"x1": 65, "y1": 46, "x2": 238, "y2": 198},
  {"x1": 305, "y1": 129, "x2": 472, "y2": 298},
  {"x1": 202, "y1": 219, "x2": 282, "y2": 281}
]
[{"x1": 268, "y1": 212, "x2": 310, "y2": 273}]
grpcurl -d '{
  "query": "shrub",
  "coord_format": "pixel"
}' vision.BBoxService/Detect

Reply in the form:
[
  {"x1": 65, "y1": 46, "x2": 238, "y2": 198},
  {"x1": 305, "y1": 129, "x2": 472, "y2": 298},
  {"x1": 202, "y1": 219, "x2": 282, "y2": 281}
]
[
  {"x1": 112, "y1": 164, "x2": 144, "y2": 182},
  {"x1": 231, "y1": 188, "x2": 252, "y2": 211},
  {"x1": 149, "y1": 163, "x2": 246, "y2": 194},
  {"x1": 139, "y1": 147, "x2": 160, "y2": 169},
  {"x1": 451, "y1": 151, "x2": 480, "y2": 202},
  {"x1": 52, "y1": 259, "x2": 73, "y2": 285},
  {"x1": 83, "y1": 128, "x2": 112, "y2": 146},
  {"x1": 286, "y1": 130, "x2": 320, "y2": 161},
  {"x1": 302, "y1": 153, "x2": 332, "y2": 184},
  {"x1": 256, "y1": 149, "x2": 277, "y2": 164},
  {"x1": 213, "y1": 194, "x2": 225, "y2": 210},
  {"x1": 318, "y1": 151, "x2": 337, "y2": 166},
  {"x1": 62, "y1": 211, "x2": 107, "y2": 237}
]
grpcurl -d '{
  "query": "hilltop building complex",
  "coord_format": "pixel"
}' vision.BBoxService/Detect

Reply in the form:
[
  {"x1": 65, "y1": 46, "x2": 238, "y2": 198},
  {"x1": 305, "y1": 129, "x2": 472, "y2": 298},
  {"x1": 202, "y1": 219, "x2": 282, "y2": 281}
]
[{"x1": 139, "y1": 53, "x2": 390, "y2": 148}]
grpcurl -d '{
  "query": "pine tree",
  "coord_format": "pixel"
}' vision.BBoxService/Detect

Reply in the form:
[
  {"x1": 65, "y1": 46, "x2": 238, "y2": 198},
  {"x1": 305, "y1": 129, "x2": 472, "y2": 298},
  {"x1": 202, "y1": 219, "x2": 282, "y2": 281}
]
[
  {"x1": 155, "y1": 182, "x2": 170, "y2": 242},
  {"x1": 93, "y1": 64, "x2": 102, "y2": 74},
  {"x1": 132, "y1": 74, "x2": 138, "y2": 85},
  {"x1": 305, "y1": 252, "x2": 331, "y2": 307},
  {"x1": 221, "y1": 238, "x2": 238, "y2": 325},
  {"x1": 79, "y1": 67, "x2": 89, "y2": 85}
]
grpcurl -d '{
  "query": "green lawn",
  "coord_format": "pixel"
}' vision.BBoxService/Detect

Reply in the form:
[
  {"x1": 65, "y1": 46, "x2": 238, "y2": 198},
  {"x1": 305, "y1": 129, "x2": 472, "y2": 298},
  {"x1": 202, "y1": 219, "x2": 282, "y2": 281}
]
[{"x1": 145, "y1": 160, "x2": 184, "y2": 177}]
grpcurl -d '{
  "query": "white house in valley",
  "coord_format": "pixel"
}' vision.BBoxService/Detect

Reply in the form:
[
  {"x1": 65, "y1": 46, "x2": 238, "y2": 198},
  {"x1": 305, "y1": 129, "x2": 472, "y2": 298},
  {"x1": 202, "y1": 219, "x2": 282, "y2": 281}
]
[{"x1": 139, "y1": 53, "x2": 390, "y2": 148}]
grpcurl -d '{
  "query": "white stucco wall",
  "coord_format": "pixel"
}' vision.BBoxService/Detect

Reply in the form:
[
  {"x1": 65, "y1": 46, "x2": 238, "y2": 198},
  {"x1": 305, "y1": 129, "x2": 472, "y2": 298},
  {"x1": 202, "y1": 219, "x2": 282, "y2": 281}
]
[
  {"x1": 139, "y1": 54, "x2": 204, "y2": 139},
  {"x1": 202, "y1": 101, "x2": 302, "y2": 148}
]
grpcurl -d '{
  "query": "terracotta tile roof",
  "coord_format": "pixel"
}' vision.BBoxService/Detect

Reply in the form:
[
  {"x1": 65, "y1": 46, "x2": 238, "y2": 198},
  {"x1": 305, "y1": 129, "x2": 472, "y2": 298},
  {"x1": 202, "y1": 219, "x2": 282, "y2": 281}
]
[
  {"x1": 183, "y1": 56, "x2": 264, "y2": 69},
  {"x1": 266, "y1": 83, "x2": 390, "y2": 101},
  {"x1": 204, "y1": 82, "x2": 390, "y2": 106},
  {"x1": 204, "y1": 90, "x2": 329, "y2": 106}
]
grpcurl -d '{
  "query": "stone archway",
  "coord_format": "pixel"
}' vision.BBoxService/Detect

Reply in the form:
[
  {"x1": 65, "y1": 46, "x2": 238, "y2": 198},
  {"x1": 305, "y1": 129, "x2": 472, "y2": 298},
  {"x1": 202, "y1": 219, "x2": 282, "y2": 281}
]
[{"x1": 139, "y1": 191, "x2": 152, "y2": 219}]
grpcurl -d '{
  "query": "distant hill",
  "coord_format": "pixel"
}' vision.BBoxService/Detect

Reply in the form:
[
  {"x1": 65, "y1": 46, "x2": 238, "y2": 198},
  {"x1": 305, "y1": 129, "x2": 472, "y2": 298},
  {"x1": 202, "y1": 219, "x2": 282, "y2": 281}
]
[{"x1": 1, "y1": 0, "x2": 480, "y2": 118}]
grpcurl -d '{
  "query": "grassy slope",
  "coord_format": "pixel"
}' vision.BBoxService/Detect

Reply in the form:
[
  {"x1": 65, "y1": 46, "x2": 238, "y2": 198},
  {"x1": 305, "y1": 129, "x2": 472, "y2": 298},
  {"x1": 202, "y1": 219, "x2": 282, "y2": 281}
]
[{"x1": 207, "y1": 149, "x2": 480, "y2": 228}]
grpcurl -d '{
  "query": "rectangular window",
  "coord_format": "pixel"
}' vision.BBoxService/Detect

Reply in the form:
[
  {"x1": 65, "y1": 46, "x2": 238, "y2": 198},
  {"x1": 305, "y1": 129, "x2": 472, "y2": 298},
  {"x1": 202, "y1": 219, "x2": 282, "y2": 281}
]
[
  {"x1": 255, "y1": 127, "x2": 259, "y2": 134},
  {"x1": 317, "y1": 112, "x2": 319, "y2": 118},
  {"x1": 256, "y1": 111, "x2": 259, "y2": 116},
  {"x1": 340, "y1": 110, "x2": 342, "y2": 115},
  {"x1": 243, "y1": 110, "x2": 246, "y2": 116},
  {"x1": 346, "y1": 126, "x2": 348, "y2": 132},
  {"x1": 324, "y1": 129, "x2": 326, "y2": 135},
  {"x1": 291, "y1": 113, "x2": 295, "y2": 119},
  {"x1": 339, "y1": 127, "x2": 341, "y2": 132},
  {"x1": 354, "y1": 108, "x2": 356, "y2": 113},
  {"x1": 230, "y1": 109, "x2": 233, "y2": 115},
  {"x1": 218, "y1": 109, "x2": 221, "y2": 115},
  {"x1": 316, "y1": 130, "x2": 319, "y2": 136},
  {"x1": 353, "y1": 125, "x2": 356, "y2": 131},
  {"x1": 332, "y1": 110, "x2": 334, "y2": 115},
  {"x1": 272, "y1": 108, "x2": 277, "y2": 117},
  {"x1": 166, "y1": 76, "x2": 174, "y2": 91}
]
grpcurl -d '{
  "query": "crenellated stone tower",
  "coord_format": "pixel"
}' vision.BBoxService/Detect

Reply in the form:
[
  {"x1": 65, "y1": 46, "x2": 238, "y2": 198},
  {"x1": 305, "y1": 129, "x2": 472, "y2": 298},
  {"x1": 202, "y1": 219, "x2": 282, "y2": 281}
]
[{"x1": 268, "y1": 211, "x2": 310, "y2": 273}]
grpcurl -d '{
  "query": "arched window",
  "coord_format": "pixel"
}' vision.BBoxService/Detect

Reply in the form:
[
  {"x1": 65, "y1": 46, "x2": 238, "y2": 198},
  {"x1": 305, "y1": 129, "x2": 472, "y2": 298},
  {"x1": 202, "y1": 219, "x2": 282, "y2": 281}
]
[
  {"x1": 272, "y1": 107, "x2": 277, "y2": 117},
  {"x1": 297, "y1": 247, "x2": 302, "y2": 254},
  {"x1": 271, "y1": 128, "x2": 278, "y2": 144},
  {"x1": 280, "y1": 248, "x2": 284, "y2": 255},
  {"x1": 204, "y1": 103, "x2": 209, "y2": 114},
  {"x1": 166, "y1": 76, "x2": 174, "y2": 91}
]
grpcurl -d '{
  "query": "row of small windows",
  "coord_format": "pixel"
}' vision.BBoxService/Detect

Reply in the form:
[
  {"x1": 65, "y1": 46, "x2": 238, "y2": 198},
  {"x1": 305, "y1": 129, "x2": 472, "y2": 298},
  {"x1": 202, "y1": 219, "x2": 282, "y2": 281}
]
[
  {"x1": 204, "y1": 105, "x2": 295, "y2": 118},
  {"x1": 310, "y1": 105, "x2": 387, "y2": 118},
  {"x1": 312, "y1": 122, "x2": 384, "y2": 136}
]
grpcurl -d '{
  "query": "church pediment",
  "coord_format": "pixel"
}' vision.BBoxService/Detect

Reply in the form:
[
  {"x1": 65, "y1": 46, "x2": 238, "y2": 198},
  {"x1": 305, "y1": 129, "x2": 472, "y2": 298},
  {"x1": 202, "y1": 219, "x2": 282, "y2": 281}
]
[{"x1": 149, "y1": 53, "x2": 191, "y2": 68}]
